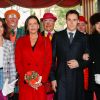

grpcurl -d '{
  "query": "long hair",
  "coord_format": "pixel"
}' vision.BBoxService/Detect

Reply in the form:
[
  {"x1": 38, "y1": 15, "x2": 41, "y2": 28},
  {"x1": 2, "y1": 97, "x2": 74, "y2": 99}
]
[
  {"x1": 0, "y1": 18, "x2": 8, "y2": 39},
  {"x1": 24, "y1": 15, "x2": 40, "y2": 34}
]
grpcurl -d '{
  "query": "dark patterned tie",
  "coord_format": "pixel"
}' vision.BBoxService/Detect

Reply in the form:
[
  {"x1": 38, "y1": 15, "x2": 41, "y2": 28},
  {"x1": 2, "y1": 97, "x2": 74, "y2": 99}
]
[{"x1": 69, "y1": 32, "x2": 73, "y2": 43}]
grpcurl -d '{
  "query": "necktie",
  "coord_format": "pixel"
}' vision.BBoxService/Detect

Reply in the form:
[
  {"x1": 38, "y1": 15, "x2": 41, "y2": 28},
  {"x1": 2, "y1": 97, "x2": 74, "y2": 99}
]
[
  {"x1": 47, "y1": 32, "x2": 51, "y2": 37},
  {"x1": 69, "y1": 32, "x2": 73, "y2": 43},
  {"x1": 47, "y1": 32, "x2": 52, "y2": 40}
]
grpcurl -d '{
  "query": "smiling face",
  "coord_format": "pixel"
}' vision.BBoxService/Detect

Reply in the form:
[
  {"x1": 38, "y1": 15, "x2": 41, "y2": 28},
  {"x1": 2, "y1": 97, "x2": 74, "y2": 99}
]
[
  {"x1": 66, "y1": 14, "x2": 79, "y2": 31},
  {"x1": 43, "y1": 18, "x2": 55, "y2": 32},
  {"x1": 0, "y1": 21, "x2": 4, "y2": 37},
  {"x1": 77, "y1": 21, "x2": 86, "y2": 33},
  {"x1": 5, "y1": 14, "x2": 19, "y2": 29},
  {"x1": 27, "y1": 18, "x2": 39, "y2": 34}
]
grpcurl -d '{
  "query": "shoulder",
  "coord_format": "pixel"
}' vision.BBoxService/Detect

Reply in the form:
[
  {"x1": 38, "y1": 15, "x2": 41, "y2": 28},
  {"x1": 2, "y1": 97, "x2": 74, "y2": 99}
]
[
  {"x1": 16, "y1": 35, "x2": 28, "y2": 45},
  {"x1": 77, "y1": 30, "x2": 87, "y2": 38},
  {"x1": 54, "y1": 29, "x2": 66, "y2": 36},
  {"x1": 17, "y1": 27, "x2": 24, "y2": 32},
  {"x1": 4, "y1": 39, "x2": 13, "y2": 46}
]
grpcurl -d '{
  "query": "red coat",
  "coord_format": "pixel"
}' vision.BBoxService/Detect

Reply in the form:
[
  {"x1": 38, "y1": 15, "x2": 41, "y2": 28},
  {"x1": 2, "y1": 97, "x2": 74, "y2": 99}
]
[{"x1": 15, "y1": 33, "x2": 52, "y2": 100}]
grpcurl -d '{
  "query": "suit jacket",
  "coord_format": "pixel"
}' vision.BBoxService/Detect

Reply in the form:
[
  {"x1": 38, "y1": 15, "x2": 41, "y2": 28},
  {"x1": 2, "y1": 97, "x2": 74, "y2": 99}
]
[
  {"x1": 50, "y1": 29, "x2": 89, "y2": 100},
  {"x1": 16, "y1": 27, "x2": 25, "y2": 40},
  {"x1": 3, "y1": 39, "x2": 16, "y2": 83},
  {"x1": 15, "y1": 33, "x2": 52, "y2": 100}
]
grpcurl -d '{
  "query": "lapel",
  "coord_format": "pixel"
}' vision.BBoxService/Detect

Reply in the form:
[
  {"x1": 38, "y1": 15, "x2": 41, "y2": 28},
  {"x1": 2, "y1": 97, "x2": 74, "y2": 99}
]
[
  {"x1": 71, "y1": 30, "x2": 80, "y2": 45},
  {"x1": 25, "y1": 33, "x2": 42, "y2": 60},
  {"x1": 62, "y1": 29, "x2": 70, "y2": 45}
]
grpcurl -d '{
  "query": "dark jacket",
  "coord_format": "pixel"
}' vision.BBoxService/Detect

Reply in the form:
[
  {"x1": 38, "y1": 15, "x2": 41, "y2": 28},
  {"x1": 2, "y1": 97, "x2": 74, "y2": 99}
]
[{"x1": 50, "y1": 29, "x2": 89, "y2": 100}]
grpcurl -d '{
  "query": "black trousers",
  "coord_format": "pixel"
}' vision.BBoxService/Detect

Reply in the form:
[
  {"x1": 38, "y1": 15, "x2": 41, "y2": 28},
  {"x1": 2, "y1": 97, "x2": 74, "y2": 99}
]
[
  {"x1": 84, "y1": 90, "x2": 93, "y2": 100},
  {"x1": 95, "y1": 84, "x2": 100, "y2": 100}
]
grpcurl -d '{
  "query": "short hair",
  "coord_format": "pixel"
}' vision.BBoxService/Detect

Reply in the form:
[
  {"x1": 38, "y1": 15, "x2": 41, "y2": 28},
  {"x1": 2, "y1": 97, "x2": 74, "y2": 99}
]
[
  {"x1": 66, "y1": 10, "x2": 79, "y2": 19},
  {"x1": 24, "y1": 15, "x2": 40, "y2": 34}
]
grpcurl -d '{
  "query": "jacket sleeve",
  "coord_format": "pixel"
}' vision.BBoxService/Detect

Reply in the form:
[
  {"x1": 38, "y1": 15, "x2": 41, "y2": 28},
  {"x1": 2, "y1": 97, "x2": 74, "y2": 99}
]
[
  {"x1": 42, "y1": 37, "x2": 52, "y2": 83},
  {"x1": 50, "y1": 34, "x2": 57, "y2": 81},
  {"x1": 78, "y1": 35, "x2": 90, "y2": 69},
  {"x1": 15, "y1": 38, "x2": 24, "y2": 77},
  {"x1": 9, "y1": 42, "x2": 16, "y2": 83}
]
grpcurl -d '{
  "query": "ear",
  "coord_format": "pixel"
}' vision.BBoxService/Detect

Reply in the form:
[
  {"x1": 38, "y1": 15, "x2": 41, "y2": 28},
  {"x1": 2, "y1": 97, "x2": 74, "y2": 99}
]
[{"x1": 78, "y1": 20, "x2": 79, "y2": 23}]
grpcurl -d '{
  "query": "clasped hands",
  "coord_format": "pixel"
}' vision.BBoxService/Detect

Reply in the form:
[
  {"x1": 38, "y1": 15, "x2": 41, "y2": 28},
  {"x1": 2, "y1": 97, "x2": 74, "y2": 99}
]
[
  {"x1": 29, "y1": 82, "x2": 42, "y2": 90},
  {"x1": 67, "y1": 59, "x2": 79, "y2": 69}
]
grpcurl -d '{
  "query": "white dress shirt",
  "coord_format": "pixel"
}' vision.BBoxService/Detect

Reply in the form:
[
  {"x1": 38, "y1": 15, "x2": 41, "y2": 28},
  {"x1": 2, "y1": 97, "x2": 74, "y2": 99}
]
[{"x1": 67, "y1": 29, "x2": 76, "y2": 38}]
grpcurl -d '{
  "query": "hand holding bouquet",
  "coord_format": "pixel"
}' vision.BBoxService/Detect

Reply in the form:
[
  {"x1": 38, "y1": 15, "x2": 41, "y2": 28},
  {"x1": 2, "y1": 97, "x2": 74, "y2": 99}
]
[{"x1": 24, "y1": 71, "x2": 42, "y2": 89}]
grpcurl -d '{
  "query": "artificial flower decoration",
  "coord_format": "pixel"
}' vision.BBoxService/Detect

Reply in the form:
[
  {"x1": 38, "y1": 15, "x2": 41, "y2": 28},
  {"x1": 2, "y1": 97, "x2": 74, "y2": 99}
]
[{"x1": 24, "y1": 71, "x2": 42, "y2": 87}]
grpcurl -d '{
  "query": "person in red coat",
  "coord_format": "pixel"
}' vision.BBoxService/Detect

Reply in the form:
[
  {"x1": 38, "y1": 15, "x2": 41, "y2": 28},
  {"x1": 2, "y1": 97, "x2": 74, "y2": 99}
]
[{"x1": 15, "y1": 15, "x2": 52, "y2": 100}]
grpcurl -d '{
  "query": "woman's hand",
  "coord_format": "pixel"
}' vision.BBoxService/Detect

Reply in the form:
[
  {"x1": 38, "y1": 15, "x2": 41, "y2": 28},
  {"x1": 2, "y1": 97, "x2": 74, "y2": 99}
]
[
  {"x1": 30, "y1": 82, "x2": 42, "y2": 90},
  {"x1": 83, "y1": 53, "x2": 89, "y2": 61}
]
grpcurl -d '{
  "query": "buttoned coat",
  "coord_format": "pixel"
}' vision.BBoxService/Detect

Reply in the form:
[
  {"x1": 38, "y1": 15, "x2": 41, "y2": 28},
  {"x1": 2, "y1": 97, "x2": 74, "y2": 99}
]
[
  {"x1": 15, "y1": 33, "x2": 52, "y2": 100},
  {"x1": 50, "y1": 29, "x2": 89, "y2": 100}
]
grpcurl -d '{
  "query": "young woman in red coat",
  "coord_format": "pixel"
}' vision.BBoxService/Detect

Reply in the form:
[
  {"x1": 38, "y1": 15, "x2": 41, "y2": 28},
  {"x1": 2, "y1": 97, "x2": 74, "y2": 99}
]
[{"x1": 15, "y1": 15, "x2": 52, "y2": 100}]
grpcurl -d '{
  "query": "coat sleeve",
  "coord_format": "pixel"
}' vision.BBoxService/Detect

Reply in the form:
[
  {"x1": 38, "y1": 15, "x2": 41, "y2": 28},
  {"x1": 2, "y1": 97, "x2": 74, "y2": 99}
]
[
  {"x1": 78, "y1": 35, "x2": 90, "y2": 69},
  {"x1": 15, "y1": 38, "x2": 24, "y2": 77},
  {"x1": 9, "y1": 42, "x2": 16, "y2": 82},
  {"x1": 50, "y1": 34, "x2": 57, "y2": 81},
  {"x1": 42, "y1": 37, "x2": 52, "y2": 83}
]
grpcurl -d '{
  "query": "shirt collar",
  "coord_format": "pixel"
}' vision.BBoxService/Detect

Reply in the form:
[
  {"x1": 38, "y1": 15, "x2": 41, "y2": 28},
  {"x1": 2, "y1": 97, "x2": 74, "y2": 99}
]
[
  {"x1": 44, "y1": 30, "x2": 55, "y2": 35},
  {"x1": 67, "y1": 29, "x2": 76, "y2": 37}
]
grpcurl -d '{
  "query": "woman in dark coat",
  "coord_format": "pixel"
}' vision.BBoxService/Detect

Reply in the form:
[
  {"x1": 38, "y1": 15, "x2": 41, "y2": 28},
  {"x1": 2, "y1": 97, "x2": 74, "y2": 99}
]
[{"x1": 89, "y1": 12, "x2": 100, "y2": 100}]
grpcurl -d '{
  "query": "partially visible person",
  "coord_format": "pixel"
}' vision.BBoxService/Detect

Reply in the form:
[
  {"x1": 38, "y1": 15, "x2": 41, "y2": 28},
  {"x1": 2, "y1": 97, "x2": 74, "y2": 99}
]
[
  {"x1": 15, "y1": 15, "x2": 52, "y2": 100},
  {"x1": 50, "y1": 10, "x2": 89, "y2": 100},
  {"x1": 89, "y1": 12, "x2": 100, "y2": 100},
  {"x1": 4, "y1": 9, "x2": 25, "y2": 100},
  {"x1": 41, "y1": 12, "x2": 57, "y2": 100},
  {"x1": 0, "y1": 18, "x2": 16, "y2": 100},
  {"x1": 41, "y1": 12, "x2": 57, "y2": 41},
  {"x1": 4, "y1": 9, "x2": 25, "y2": 44},
  {"x1": 78, "y1": 16, "x2": 87, "y2": 34},
  {"x1": 78, "y1": 16, "x2": 93, "y2": 100}
]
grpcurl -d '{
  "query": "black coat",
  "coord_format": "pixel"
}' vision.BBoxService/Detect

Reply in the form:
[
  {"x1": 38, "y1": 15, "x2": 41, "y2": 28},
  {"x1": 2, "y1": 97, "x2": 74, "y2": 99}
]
[
  {"x1": 89, "y1": 32, "x2": 100, "y2": 74},
  {"x1": 50, "y1": 29, "x2": 89, "y2": 100}
]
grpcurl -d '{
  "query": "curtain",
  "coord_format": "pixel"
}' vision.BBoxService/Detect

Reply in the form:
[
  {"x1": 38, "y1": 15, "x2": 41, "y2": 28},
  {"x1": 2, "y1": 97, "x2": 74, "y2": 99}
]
[{"x1": 0, "y1": 0, "x2": 81, "y2": 8}]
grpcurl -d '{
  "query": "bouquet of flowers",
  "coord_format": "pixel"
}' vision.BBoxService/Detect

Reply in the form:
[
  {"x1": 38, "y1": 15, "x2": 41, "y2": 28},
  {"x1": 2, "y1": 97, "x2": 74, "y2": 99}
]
[{"x1": 24, "y1": 71, "x2": 42, "y2": 87}]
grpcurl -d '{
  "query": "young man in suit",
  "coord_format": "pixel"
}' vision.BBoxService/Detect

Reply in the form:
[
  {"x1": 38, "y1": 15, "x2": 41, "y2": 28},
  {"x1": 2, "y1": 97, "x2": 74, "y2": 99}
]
[{"x1": 50, "y1": 10, "x2": 89, "y2": 100}]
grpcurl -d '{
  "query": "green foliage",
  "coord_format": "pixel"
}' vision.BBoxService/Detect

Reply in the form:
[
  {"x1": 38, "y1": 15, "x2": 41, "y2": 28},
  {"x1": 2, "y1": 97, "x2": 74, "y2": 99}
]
[{"x1": 52, "y1": 5, "x2": 81, "y2": 30}]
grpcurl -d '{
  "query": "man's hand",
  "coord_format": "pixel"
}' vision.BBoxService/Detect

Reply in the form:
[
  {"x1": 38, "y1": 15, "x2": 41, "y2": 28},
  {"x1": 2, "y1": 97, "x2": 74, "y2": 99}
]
[
  {"x1": 67, "y1": 59, "x2": 79, "y2": 69},
  {"x1": 51, "y1": 80, "x2": 57, "y2": 92}
]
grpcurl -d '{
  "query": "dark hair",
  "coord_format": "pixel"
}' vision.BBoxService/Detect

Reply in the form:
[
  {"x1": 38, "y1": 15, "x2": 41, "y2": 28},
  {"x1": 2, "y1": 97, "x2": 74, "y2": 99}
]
[
  {"x1": 66, "y1": 10, "x2": 79, "y2": 19},
  {"x1": 0, "y1": 18, "x2": 8, "y2": 39},
  {"x1": 24, "y1": 15, "x2": 40, "y2": 34}
]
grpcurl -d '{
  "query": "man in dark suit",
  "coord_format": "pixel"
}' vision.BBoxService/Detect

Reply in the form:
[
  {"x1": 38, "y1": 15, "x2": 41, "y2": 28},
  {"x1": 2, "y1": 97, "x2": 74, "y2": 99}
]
[{"x1": 50, "y1": 10, "x2": 89, "y2": 100}]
